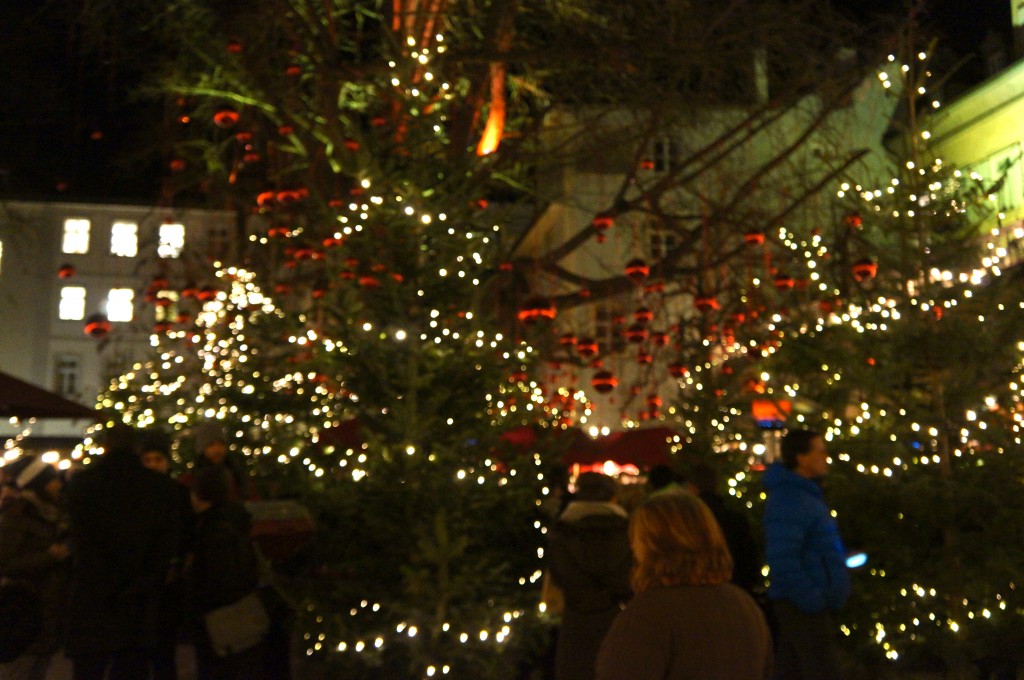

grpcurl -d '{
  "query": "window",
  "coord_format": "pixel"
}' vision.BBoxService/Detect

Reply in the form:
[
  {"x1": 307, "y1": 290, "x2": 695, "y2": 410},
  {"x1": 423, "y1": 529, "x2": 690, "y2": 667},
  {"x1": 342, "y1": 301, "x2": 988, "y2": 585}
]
[
  {"x1": 595, "y1": 303, "x2": 626, "y2": 354},
  {"x1": 650, "y1": 229, "x2": 678, "y2": 259},
  {"x1": 106, "y1": 288, "x2": 134, "y2": 322},
  {"x1": 110, "y1": 222, "x2": 138, "y2": 257},
  {"x1": 206, "y1": 225, "x2": 230, "y2": 262},
  {"x1": 158, "y1": 223, "x2": 185, "y2": 258},
  {"x1": 62, "y1": 218, "x2": 90, "y2": 254},
  {"x1": 154, "y1": 291, "x2": 180, "y2": 322},
  {"x1": 651, "y1": 137, "x2": 673, "y2": 173},
  {"x1": 59, "y1": 286, "x2": 86, "y2": 320},
  {"x1": 54, "y1": 354, "x2": 80, "y2": 398},
  {"x1": 0, "y1": 239, "x2": 4, "y2": 276}
]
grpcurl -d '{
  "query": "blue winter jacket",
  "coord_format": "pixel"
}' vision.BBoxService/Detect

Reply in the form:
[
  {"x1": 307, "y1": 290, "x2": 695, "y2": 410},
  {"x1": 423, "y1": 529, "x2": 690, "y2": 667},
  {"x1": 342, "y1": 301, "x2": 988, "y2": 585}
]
[{"x1": 763, "y1": 461, "x2": 850, "y2": 613}]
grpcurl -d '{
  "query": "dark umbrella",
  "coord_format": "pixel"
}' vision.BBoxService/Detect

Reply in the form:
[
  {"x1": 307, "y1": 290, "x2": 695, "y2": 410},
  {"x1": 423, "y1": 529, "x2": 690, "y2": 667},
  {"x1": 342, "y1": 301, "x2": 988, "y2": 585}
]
[{"x1": 0, "y1": 371, "x2": 97, "y2": 420}]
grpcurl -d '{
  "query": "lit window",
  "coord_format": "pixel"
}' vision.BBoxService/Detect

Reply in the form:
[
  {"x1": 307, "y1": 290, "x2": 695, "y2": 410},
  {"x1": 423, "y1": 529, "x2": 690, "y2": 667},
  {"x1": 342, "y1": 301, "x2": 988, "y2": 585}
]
[
  {"x1": 62, "y1": 218, "x2": 91, "y2": 254},
  {"x1": 110, "y1": 222, "x2": 138, "y2": 257},
  {"x1": 107, "y1": 288, "x2": 134, "y2": 322},
  {"x1": 0, "y1": 239, "x2": 4, "y2": 276},
  {"x1": 154, "y1": 291, "x2": 180, "y2": 322},
  {"x1": 158, "y1": 223, "x2": 185, "y2": 258},
  {"x1": 59, "y1": 286, "x2": 86, "y2": 320}
]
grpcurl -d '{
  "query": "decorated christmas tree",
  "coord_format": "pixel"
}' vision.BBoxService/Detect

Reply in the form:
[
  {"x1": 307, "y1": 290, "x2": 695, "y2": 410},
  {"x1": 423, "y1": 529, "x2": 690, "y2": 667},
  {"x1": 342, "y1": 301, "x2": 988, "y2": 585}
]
[
  {"x1": 86, "y1": 0, "x2": 898, "y2": 676},
  {"x1": 719, "y1": 33, "x2": 1024, "y2": 678}
]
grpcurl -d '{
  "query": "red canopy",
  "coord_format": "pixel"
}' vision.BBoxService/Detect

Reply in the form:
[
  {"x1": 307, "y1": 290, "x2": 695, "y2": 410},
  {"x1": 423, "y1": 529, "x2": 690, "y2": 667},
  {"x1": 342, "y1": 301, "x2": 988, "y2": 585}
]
[
  {"x1": 321, "y1": 420, "x2": 678, "y2": 469},
  {"x1": 563, "y1": 427, "x2": 678, "y2": 468}
]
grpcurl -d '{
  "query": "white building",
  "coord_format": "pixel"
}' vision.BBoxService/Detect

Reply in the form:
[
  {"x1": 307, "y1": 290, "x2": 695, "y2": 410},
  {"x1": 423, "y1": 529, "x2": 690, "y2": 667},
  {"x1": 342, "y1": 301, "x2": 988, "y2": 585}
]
[
  {"x1": 0, "y1": 200, "x2": 236, "y2": 444},
  {"x1": 511, "y1": 58, "x2": 900, "y2": 434}
]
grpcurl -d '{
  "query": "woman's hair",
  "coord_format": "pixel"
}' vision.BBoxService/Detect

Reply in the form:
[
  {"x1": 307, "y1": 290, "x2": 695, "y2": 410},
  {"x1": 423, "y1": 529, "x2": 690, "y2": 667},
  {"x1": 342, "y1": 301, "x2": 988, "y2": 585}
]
[{"x1": 629, "y1": 491, "x2": 733, "y2": 593}]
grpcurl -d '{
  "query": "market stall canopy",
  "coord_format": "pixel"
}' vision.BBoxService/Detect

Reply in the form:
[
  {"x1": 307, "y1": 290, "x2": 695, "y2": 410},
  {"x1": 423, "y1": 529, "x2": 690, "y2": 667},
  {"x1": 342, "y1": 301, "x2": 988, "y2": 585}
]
[
  {"x1": 563, "y1": 426, "x2": 679, "y2": 468},
  {"x1": 0, "y1": 371, "x2": 98, "y2": 420}
]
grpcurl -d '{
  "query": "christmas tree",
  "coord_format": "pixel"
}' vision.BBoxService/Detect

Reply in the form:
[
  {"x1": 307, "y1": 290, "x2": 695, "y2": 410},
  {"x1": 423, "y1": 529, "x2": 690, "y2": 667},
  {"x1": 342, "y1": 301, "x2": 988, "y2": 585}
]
[
  {"x1": 87, "y1": 0, "x2": 897, "y2": 676},
  {"x1": 717, "y1": 32, "x2": 1024, "y2": 678}
]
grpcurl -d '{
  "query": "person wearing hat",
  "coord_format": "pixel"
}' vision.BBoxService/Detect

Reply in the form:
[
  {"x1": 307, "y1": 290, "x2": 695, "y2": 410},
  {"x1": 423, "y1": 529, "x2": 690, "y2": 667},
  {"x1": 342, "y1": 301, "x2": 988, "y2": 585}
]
[
  {"x1": 180, "y1": 421, "x2": 256, "y2": 503},
  {"x1": 0, "y1": 456, "x2": 70, "y2": 680},
  {"x1": 546, "y1": 472, "x2": 633, "y2": 680}
]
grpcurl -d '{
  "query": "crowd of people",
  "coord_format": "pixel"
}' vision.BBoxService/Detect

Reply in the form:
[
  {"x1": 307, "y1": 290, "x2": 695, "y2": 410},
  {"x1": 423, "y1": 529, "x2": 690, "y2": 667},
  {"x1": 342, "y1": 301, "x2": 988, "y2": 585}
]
[
  {"x1": 0, "y1": 422, "x2": 282, "y2": 680},
  {"x1": 0, "y1": 425, "x2": 850, "y2": 680},
  {"x1": 543, "y1": 429, "x2": 852, "y2": 680}
]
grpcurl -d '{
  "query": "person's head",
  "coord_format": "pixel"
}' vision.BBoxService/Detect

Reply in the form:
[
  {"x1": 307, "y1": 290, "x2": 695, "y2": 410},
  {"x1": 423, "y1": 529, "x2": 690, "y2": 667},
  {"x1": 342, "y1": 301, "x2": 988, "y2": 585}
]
[
  {"x1": 190, "y1": 465, "x2": 229, "y2": 513},
  {"x1": 629, "y1": 491, "x2": 733, "y2": 594},
  {"x1": 780, "y1": 429, "x2": 829, "y2": 479},
  {"x1": 194, "y1": 422, "x2": 228, "y2": 465},
  {"x1": 140, "y1": 449, "x2": 170, "y2": 474},
  {"x1": 647, "y1": 464, "x2": 677, "y2": 492},
  {"x1": 139, "y1": 430, "x2": 172, "y2": 474},
  {"x1": 102, "y1": 423, "x2": 139, "y2": 457},
  {"x1": 9, "y1": 456, "x2": 62, "y2": 502},
  {"x1": 686, "y1": 461, "x2": 719, "y2": 497},
  {"x1": 573, "y1": 472, "x2": 617, "y2": 502}
]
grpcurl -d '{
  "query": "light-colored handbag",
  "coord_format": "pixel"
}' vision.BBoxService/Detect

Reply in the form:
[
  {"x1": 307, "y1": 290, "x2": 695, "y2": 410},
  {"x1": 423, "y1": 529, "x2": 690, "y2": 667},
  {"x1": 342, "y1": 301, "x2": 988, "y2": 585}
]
[{"x1": 204, "y1": 591, "x2": 271, "y2": 657}]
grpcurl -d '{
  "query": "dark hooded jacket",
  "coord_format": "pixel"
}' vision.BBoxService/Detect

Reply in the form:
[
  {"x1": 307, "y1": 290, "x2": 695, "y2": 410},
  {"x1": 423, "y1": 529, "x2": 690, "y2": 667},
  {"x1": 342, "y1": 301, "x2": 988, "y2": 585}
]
[
  {"x1": 547, "y1": 501, "x2": 632, "y2": 680},
  {"x1": 64, "y1": 449, "x2": 183, "y2": 656}
]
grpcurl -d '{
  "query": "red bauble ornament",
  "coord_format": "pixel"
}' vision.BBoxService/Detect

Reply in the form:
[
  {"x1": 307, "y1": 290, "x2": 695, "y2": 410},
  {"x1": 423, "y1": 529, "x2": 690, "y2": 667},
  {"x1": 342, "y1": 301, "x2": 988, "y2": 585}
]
[
  {"x1": 668, "y1": 362, "x2": 689, "y2": 378},
  {"x1": 576, "y1": 338, "x2": 599, "y2": 358},
  {"x1": 359, "y1": 276, "x2": 381, "y2": 288},
  {"x1": 213, "y1": 107, "x2": 239, "y2": 128},
  {"x1": 743, "y1": 230, "x2": 765, "y2": 246},
  {"x1": 196, "y1": 286, "x2": 218, "y2": 301},
  {"x1": 624, "y1": 324, "x2": 649, "y2": 344},
  {"x1": 517, "y1": 297, "x2": 557, "y2": 324},
  {"x1": 57, "y1": 263, "x2": 75, "y2": 279},
  {"x1": 83, "y1": 313, "x2": 111, "y2": 338},
  {"x1": 773, "y1": 274, "x2": 795, "y2": 290},
  {"x1": 851, "y1": 257, "x2": 878, "y2": 282},
  {"x1": 694, "y1": 295, "x2": 720, "y2": 313},
  {"x1": 591, "y1": 214, "x2": 614, "y2": 232},
  {"x1": 591, "y1": 370, "x2": 618, "y2": 394},
  {"x1": 634, "y1": 307, "x2": 654, "y2": 324},
  {"x1": 625, "y1": 258, "x2": 650, "y2": 282}
]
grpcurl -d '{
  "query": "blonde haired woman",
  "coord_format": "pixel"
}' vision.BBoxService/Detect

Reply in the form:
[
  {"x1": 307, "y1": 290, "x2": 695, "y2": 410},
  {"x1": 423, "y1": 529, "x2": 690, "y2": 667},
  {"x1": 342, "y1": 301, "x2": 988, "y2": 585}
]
[{"x1": 596, "y1": 492, "x2": 772, "y2": 680}]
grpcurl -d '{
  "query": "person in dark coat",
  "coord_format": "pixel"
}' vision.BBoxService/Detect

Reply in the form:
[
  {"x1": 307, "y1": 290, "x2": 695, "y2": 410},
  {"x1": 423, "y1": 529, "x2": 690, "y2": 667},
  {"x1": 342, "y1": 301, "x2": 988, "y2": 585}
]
[
  {"x1": 596, "y1": 492, "x2": 772, "y2": 680},
  {"x1": 64, "y1": 424, "x2": 183, "y2": 680},
  {"x1": 139, "y1": 430, "x2": 197, "y2": 680},
  {"x1": 0, "y1": 457, "x2": 69, "y2": 680},
  {"x1": 179, "y1": 422, "x2": 256, "y2": 503},
  {"x1": 187, "y1": 466, "x2": 265, "y2": 680},
  {"x1": 546, "y1": 472, "x2": 632, "y2": 680},
  {"x1": 686, "y1": 461, "x2": 762, "y2": 593}
]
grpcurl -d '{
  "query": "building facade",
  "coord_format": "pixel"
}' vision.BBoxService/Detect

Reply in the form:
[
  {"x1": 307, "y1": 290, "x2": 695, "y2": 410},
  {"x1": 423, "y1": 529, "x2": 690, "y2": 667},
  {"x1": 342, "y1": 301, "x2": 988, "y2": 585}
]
[{"x1": 0, "y1": 200, "x2": 236, "y2": 442}]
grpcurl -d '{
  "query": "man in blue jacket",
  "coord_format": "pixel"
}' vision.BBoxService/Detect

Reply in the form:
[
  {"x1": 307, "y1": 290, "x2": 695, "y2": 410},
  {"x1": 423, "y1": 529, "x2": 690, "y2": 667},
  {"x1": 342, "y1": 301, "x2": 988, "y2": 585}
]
[{"x1": 763, "y1": 429, "x2": 850, "y2": 680}]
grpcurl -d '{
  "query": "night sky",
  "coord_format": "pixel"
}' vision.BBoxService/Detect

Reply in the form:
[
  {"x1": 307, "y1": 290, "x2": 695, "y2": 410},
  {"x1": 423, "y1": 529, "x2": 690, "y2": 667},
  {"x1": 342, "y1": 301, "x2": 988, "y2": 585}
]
[{"x1": 0, "y1": 0, "x2": 1015, "y2": 203}]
